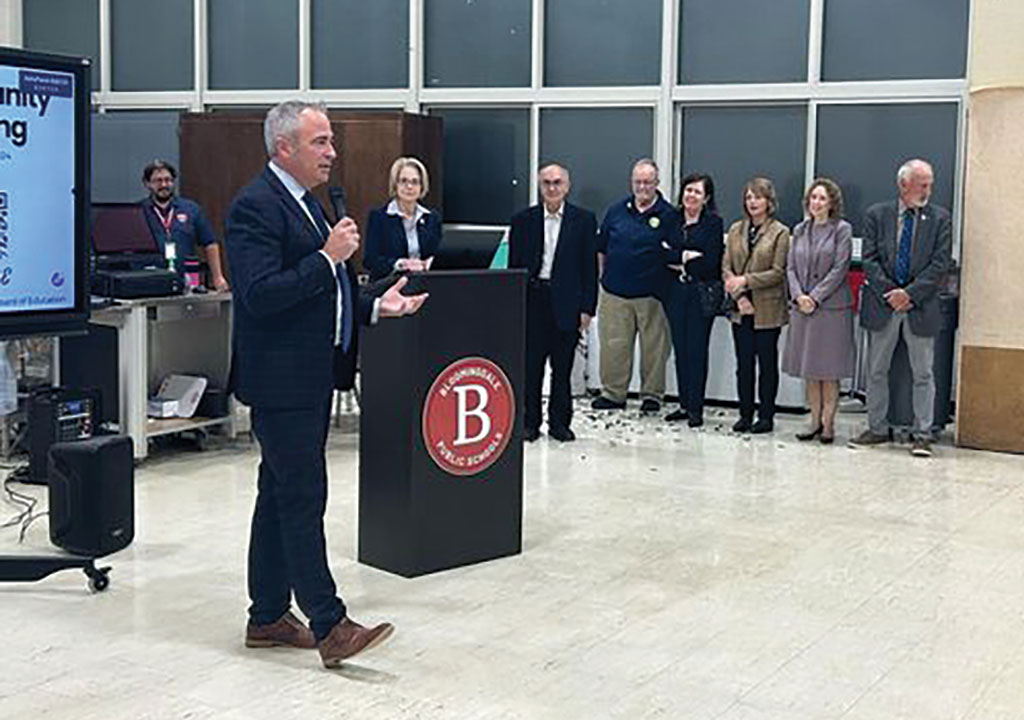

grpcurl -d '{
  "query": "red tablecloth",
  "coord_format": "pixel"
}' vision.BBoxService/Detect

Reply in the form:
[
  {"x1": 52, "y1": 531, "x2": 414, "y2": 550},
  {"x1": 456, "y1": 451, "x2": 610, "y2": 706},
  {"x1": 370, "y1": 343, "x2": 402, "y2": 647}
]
[{"x1": 848, "y1": 269, "x2": 865, "y2": 311}]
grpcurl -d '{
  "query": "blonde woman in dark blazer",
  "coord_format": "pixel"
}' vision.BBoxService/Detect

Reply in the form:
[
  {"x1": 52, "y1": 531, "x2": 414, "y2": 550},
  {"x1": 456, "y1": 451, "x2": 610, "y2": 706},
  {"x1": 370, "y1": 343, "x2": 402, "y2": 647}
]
[
  {"x1": 782, "y1": 178, "x2": 855, "y2": 444},
  {"x1": 722, "y1": 177, "x2": 791, "y2": 433}
]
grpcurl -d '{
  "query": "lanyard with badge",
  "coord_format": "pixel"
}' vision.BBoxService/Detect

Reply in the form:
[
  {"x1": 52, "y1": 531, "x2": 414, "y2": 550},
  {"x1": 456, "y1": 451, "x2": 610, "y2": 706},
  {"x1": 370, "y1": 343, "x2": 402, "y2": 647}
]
[{"x1": 153, "y1": 204, "x2": 178, "y2": 270}]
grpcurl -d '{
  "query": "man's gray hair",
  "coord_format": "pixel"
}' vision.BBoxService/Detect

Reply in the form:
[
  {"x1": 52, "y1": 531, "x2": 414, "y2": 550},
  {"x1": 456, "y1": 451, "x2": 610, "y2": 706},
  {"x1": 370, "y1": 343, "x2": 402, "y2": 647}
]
[
  {"x1": 539, "y1": 161, "x2": 570, "y2": 183},
  {"x1": 633, "y1": 157, "x2": 659, "y2": 177},
  {"x1": 897, "y1": 158, "x2": 933, "y2": 184},
  {"x1": 264, "y1": 100, "x2": 328, "y2": 157}
]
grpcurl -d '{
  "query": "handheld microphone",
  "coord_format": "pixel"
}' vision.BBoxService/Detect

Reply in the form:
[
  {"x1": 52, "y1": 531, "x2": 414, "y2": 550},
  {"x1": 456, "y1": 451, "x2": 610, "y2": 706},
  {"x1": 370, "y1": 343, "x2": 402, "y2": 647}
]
[{"x1": 327, "y1": 186, "x2": 347, "y2": 224}]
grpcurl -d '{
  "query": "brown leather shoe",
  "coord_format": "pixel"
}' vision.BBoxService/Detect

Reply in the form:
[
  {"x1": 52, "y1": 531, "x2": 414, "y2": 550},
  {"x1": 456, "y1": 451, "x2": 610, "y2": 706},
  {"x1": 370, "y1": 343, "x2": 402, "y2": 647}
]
[
  {"x1": 318, "y1": 618, "x2": 395, "y2": 668},
  {"x1": 245, "y1": 610, "x2": 316, "y2": 649}
]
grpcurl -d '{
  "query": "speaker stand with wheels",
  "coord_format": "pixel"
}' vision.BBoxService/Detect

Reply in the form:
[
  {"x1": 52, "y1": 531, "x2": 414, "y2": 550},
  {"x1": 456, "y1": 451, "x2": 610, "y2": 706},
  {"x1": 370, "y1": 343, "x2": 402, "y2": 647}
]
[
  {"x1": 0, "y1": 555, "x2": 111, "y2": 592},
  {"x1": 0, "y1": 434, "x2": 133, "y2": 593}
]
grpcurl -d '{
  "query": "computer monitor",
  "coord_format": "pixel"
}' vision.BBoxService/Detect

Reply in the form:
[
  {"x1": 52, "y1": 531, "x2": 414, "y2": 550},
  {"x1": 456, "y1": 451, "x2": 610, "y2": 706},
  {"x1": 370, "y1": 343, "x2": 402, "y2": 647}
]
[
  {"x1": 91, "y1": 203, "x2": 159, "y2": 256},
  {"x1": 429, "y1": 228, "x2": 506, "y2": 271}
]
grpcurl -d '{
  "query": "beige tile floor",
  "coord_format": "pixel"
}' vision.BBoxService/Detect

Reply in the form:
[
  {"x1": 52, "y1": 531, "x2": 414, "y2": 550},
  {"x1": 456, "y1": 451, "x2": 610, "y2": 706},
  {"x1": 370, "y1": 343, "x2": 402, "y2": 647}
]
[{"x1": 2, "y1": 402, "x2": 1023, "y2": 719}]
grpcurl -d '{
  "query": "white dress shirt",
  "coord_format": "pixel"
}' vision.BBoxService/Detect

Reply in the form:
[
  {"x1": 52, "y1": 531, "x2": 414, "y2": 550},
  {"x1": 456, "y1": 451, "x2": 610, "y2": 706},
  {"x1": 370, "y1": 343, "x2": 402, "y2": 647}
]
[
  {"x1": 386, "y1": 199, "x2": 431, "y2": 263},
  {"x1": 268, "y1": 161, "x2": 378, "y2": 344},
  {"x1": 540, "y1": 203, "x2": 564, "y2": 280}
]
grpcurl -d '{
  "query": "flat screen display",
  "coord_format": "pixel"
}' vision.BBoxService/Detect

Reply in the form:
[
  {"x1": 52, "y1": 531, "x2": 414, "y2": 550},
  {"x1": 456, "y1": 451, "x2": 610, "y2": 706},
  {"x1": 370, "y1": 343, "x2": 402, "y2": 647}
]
[
  {"x1": 0, "y1": 47, "x2": 90, "y2": 339},
  {"x1": 92, "y1": 203, "x2": 159, "y2": 255}
]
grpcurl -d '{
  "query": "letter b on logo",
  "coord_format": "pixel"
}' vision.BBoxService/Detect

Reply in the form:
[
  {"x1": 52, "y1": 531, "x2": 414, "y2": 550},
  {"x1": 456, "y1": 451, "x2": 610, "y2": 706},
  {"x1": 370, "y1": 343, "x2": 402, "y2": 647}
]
[{"x1": 452, "y1": 385, "x2": 490, "y2": 446}]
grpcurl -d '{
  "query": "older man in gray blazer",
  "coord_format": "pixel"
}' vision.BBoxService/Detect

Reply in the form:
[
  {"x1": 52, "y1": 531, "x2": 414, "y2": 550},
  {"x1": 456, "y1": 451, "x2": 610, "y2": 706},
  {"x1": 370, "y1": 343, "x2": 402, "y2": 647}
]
[{"x1": 850, "y1": 159, "x2": 952, "y2": 457}]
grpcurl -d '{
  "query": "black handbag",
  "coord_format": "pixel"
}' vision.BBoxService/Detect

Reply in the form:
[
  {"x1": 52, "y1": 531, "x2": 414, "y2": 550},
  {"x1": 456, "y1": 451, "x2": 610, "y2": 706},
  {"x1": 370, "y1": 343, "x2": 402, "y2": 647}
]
[{"x1": 696, "y1": 279, "x2": 726, "y2": 318}]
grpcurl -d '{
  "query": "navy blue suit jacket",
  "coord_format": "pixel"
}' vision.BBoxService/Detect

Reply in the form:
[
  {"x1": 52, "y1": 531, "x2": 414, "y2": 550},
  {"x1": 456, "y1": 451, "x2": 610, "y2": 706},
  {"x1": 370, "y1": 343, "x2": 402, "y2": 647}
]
[
  {"x1": 363, "y1": 205, "x2": 443, "y2": 281},
  {"x1": 508, "y1": 202, "x2": 598, "y2": 332},
  {"x1": 225, "y1": 167, "x2": 373, "y2": 408}
]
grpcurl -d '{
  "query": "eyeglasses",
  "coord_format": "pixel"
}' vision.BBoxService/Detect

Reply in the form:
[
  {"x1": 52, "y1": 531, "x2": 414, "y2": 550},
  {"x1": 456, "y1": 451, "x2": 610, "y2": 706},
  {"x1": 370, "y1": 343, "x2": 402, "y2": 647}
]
[{"x1": 397, "y1": 177, "x2": 422, "y2": 186}]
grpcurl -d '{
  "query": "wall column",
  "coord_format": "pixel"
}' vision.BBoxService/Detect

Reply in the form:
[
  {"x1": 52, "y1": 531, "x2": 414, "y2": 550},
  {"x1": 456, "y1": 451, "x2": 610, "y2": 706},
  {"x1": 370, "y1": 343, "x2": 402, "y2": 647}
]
[{"x1": 956, "y1": 0, "x2": 1024, "y2": 452}]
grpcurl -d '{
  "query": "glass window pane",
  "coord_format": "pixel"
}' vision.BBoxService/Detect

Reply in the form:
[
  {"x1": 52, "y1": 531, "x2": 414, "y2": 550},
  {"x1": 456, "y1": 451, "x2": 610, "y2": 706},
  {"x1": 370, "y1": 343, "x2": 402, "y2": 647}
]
[
  {"x1": 111, "y1": 0, "x2": 193, "y2": 91},
  {"x1": 208, "y1": 0, "x2": 298, "y2": 90},
  {"x1": 312, "y1": 0, "x2": 408, "y2": 89},
  {"x1": 679, "y1": 0, "x2": 809, "y2": 84},
  {"x1": 23, "y1": 0, "x2": 100, "y2": 89},
  {"x1": 815, "y1": 103, "x2": 958, "y2": 236},
  {"x1": 822, "y1": 0, "x2": 968, "y2": 81},
  {"x1": 539, "y1": 108, "x2": 654, "y2": 219},
  {"x1": 681, "y1": 105, "x2": 808, "y2": 229},
  {"x1": 92, "y1": 111, "x2": 181, "y2": 203},
  {"x1": 430, "y1": 108, "x2": 530, "y2": 225},
  {"x1": 545, "y1": 0, "x2": 661, "y2": 87},
  {"x1": 424, "y1": 0, "x2": 531, "y2": 88}
]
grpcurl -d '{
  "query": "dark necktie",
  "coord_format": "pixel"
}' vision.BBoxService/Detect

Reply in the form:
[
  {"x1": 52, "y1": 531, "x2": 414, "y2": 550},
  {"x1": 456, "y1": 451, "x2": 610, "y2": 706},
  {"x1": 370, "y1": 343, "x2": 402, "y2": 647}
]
[
  {"x1": 302, "y1": 191, "x2": 352, "y2": 352},
  {"x1": 894, "y1": 208, "x2": 914, "y2": 286}
]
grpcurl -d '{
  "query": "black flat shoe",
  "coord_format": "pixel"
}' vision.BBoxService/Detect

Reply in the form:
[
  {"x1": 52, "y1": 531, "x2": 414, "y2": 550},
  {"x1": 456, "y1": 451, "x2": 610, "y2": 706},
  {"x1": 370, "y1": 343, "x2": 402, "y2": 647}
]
[
  {"x1": 819, "y1": 432, "x2": 834, "y2": 445},
  {"x1": 665, "y1": 408, "x2": 688, "y2": 422},
  {"x1": 732, "y1": 418, "x2": 753, "y2": 433},
  {"x1": 591, "y1": 396, "x2": 626, "y2": 411},
  {"x1": 524, "y1": 427, "x2": 541, "y2": 442},
  {"x1": 751, "y1": 419, "x2": 774, "y2": 434},
  {"x1": 548, "y1": 426, "x2": 576, "y2": 442},
  {"x1": 639, "y1": 398, "x2": 661, "y2": 414},
  {"x1": 687, "y1": 416, "x2": 704, "y2": 428},
  {"x1": 796, "y1": 425, "x2": 823, "y2": 441}
]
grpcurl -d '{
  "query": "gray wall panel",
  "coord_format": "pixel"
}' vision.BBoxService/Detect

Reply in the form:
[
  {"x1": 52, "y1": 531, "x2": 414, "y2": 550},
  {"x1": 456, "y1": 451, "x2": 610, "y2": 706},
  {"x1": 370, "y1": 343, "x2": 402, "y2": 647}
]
[
  {"x1": 312, "y1": 0, "x2": 409, "y2": 89},
  {"x1": 679, "y1": 0, "x2": 809, "y2": 84},
  {"x1": 540, "y1": 108, "x2": 654, "y2": 220},
  {"x1": 424, "y1": 0, "x2": 531, "y2": 88},
  {"x1": 545, "y1": 0, "x2": 661, "y2": 87},
  {"x1": 208, "y1": 0, "x2": 298, "y2": 90},
  {"x1": 681, "y1": 105, "x2": 807, "y2": 229},
  {"x1": 111, "y1": 0, "x2": 193, "y2": 91},
  {"x1": 823, "y1": 0, "x2": 969, "y2": 81},
  {"x1": 92, "y1": 111, "x2": 181, "y2": 204},
  {"x1": 815, "y1": 103, "x2": 958, "y2": 236}
]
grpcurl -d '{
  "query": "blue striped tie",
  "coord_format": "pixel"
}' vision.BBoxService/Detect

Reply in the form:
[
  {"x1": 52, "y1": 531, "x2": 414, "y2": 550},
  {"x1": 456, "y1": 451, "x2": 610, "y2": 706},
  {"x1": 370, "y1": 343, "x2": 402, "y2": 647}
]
[
  {"x1": 302, "y1": 192, "x2": 353, "y2": 352},
  {"x1": 894, "y1": 209, "x2": 914, "y2": 286}
]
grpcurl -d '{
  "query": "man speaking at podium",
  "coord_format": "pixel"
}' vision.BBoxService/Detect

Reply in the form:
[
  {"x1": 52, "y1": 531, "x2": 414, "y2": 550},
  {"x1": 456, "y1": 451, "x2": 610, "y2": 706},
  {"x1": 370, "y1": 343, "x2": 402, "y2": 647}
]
[{"x1": 225, "y1": 100, "x2": 426, "y2": 668}]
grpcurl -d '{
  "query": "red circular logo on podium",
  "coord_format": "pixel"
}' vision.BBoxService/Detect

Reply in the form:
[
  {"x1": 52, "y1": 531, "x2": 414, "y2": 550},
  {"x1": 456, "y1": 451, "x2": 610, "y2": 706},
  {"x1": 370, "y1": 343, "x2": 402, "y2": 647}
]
[{"x1": 422, "y1": 356, "x2": 515, "y2": 477}]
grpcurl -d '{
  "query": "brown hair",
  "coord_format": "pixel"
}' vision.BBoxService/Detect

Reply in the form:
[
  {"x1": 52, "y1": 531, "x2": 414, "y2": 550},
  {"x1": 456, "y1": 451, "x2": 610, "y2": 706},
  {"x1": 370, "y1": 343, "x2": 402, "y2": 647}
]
[
  {"x1": 803, "y1": 177, "x2": 844, "y2": 219},
  {"x1": 742, "y1": 177, "x2": 777, "y2": 219},
  {"x1": 142, "y1": 159, "x2": 177, "y2": 182}
]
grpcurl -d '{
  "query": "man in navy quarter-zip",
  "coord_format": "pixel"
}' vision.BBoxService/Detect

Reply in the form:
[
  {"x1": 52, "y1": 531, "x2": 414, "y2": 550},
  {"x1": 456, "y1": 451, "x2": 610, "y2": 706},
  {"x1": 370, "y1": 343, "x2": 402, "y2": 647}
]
[{"x1": 591, "y1": 158, "x2": 679, "y2": 415}]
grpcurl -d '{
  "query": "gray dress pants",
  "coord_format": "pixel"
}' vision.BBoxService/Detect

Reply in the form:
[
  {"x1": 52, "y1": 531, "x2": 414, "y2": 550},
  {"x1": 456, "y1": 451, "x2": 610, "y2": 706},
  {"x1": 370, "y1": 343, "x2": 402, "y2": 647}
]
[{"x1": 866, "y1": 312, "x2": 935, "y2": 436}]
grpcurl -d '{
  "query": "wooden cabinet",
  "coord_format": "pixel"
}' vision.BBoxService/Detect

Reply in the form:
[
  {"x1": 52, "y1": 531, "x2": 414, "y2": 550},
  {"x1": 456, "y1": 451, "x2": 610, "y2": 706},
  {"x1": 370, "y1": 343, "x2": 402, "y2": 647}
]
[{"x1": 179, "y1": 111, "x2": 443, "y2": 270}]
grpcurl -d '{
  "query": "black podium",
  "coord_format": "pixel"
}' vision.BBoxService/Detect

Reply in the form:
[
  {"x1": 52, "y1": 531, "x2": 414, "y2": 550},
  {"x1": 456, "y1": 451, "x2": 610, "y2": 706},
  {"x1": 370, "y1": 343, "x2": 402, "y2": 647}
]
[{"x1": 358, "y1": 269, "x2": 526, "y2": 577}]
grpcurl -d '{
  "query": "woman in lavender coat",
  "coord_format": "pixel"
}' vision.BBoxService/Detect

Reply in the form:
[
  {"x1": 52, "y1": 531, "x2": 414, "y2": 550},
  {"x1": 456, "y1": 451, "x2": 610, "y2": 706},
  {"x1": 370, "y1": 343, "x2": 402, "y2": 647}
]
[{"x1": 782, "y1": 178, "x2": 855, "y2": 443}]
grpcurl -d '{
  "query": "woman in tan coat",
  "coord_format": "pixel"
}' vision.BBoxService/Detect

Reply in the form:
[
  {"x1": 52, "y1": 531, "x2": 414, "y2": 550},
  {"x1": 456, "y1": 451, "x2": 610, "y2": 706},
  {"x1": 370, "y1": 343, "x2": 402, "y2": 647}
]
[{"x1": 722, "y1": 177, "x2": 791, "y2": 433}]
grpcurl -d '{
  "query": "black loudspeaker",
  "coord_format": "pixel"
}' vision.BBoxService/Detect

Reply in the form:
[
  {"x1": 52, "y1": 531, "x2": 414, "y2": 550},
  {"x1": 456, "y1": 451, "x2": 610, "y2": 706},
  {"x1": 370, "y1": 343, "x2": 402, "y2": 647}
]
[{"x1": 47, "y1": 435, "x2": 135, "y2": 557}]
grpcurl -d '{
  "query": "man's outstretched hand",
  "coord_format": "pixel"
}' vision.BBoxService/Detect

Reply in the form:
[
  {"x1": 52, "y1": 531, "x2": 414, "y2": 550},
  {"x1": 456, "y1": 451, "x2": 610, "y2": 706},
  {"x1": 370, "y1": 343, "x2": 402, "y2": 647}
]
[{"x1": 379, "y1": 275, "x2": 429, "y2": 318}]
